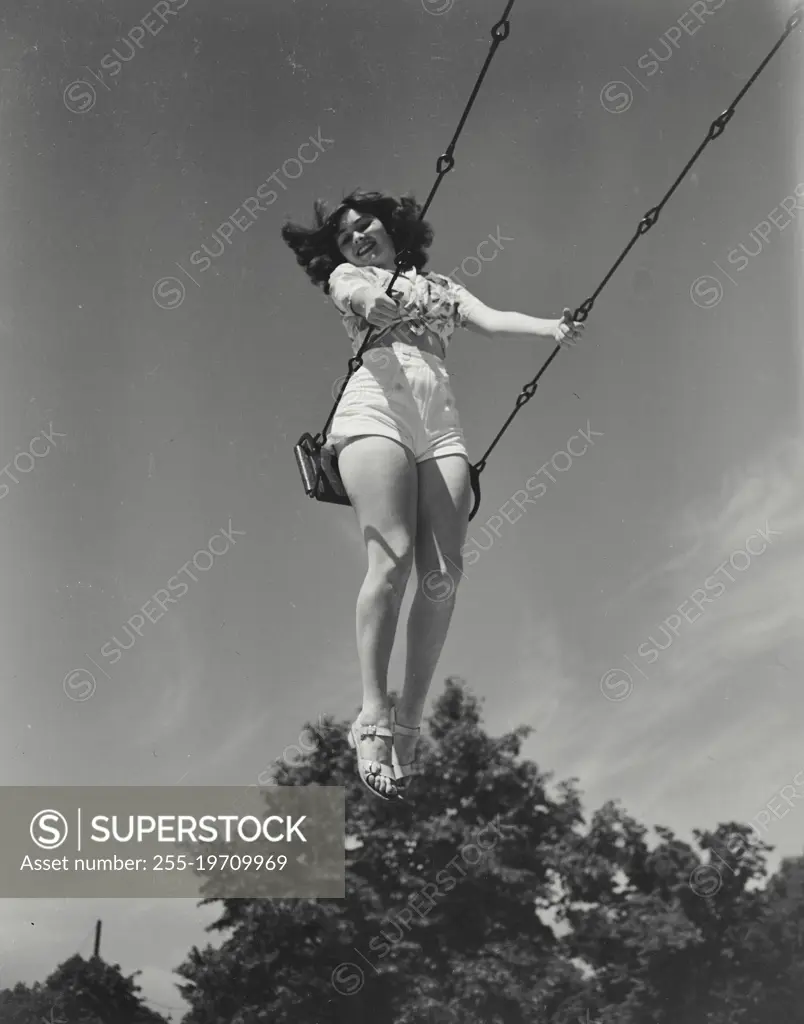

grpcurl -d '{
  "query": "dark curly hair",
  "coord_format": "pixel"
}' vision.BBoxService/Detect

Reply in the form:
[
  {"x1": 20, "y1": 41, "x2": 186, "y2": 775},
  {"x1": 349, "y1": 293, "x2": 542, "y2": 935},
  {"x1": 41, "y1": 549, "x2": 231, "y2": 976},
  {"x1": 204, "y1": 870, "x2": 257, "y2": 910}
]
[{"x1": 280, "y1": 189, "x2": 434, "y2": 295}]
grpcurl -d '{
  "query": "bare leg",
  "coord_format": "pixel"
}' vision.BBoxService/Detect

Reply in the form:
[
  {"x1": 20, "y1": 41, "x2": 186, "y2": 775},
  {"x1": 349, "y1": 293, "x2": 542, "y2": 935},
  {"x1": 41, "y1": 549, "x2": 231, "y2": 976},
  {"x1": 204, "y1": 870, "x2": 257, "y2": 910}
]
[
  {"x1": 396, "y1": 454, "x2": 471, "y2": 763},
  {"x1": 337, "y1": 435, "x2": 418, "y2": 797}
]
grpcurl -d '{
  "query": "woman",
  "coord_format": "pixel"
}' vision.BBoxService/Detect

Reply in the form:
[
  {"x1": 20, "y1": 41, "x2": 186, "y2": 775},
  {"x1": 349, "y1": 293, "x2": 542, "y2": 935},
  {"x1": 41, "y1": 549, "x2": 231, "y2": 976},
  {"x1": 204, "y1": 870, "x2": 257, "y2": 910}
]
[{"x1": 282, "y1": 190, "x2": 584, "y2": 801}]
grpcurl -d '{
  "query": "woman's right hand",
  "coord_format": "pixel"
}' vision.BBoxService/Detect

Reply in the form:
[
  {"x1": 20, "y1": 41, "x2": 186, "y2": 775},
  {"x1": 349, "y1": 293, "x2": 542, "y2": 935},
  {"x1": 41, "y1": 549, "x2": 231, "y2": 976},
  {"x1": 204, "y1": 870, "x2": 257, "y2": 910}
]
[{"x1": 360, "y1": 289, "x2": 402, "y2": 329}]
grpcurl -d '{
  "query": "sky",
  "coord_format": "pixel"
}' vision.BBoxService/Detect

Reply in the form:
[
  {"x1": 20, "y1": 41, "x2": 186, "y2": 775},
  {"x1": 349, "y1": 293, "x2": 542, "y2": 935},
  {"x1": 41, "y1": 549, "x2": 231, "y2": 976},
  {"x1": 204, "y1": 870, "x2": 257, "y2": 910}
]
[{"x1": 0, "y1": 0, "x2": 803, "y2": 1016}]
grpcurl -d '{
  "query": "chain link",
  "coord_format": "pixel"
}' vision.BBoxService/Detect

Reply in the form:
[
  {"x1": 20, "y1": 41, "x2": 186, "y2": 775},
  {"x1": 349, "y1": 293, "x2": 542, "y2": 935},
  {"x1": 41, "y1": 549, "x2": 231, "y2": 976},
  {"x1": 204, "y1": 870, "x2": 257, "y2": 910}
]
[
  {"x1": 492, "y1": 19, "x2": 511, "y2": 41},
  {"x1": 708, "y1": 109, "x2": 734, "y2": 141},
  {"x1": 436, "y1": 153, "x2": 456, "y2": 175},
  {"x1": 512, "y1": 384, "x2": 538, "y2": 411},
  {"x1": 638, "y1": 207, "x2": 661, "y2": 235},
  {"x1": 575, "y1": 299, "x2": 594, "y2": 323}
]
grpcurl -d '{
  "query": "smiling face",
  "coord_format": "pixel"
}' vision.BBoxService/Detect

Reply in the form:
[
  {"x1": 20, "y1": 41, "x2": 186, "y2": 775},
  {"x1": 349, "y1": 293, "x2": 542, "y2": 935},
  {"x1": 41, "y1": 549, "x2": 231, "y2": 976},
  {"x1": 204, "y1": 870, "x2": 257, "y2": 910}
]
[{"x1": 336, "y1": 208, "x2": 396, "y2": 271}]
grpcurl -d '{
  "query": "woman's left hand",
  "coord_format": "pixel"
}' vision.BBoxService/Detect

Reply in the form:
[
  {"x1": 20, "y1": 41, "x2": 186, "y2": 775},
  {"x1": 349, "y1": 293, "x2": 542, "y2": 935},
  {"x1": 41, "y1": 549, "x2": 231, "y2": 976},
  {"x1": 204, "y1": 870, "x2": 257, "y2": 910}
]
[{"x1": 553, "y1": 308, "x2": 586, "y2": 349}]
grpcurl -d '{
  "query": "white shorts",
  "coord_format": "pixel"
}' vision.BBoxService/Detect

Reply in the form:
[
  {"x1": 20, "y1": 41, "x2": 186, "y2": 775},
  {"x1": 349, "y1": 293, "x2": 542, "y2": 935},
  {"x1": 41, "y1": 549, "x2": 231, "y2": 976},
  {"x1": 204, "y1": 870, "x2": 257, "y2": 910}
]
[{"x1": 324, "y1": 343, "x2": 468, "y2": 464}]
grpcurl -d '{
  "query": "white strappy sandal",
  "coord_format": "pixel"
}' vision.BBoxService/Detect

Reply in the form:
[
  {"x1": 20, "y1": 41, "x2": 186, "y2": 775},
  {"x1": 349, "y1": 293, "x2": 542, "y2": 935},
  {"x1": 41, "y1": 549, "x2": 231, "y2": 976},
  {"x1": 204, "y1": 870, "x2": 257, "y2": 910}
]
[
  {"x1": 390, "y1": 704, "x2": 421, "y2": 783},
  {"x1": 347, "y1": 718, "x2": 402, "y2": 802}
]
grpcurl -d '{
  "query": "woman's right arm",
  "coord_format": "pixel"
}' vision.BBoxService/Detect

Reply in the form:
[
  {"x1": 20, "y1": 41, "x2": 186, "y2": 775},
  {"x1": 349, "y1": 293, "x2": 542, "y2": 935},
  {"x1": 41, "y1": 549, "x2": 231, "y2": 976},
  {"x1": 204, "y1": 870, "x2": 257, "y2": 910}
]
[
  {"x1": 349, "y1": 285, "x2": 401, "y2": 328},
  {"x1": 329, "y1": 265, "x2": 401, "y2": 329}
]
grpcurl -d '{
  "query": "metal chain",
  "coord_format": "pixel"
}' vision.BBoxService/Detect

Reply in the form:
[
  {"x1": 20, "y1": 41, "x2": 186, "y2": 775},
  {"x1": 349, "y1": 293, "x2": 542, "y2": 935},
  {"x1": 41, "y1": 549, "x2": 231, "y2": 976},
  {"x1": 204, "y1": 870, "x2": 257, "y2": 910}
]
[
  {"x1": 315, "y1": 0, "x2": 516, "y2": 447},
  {"x1": 472, "y1": 4, "x2": 803, "y2": 476}
]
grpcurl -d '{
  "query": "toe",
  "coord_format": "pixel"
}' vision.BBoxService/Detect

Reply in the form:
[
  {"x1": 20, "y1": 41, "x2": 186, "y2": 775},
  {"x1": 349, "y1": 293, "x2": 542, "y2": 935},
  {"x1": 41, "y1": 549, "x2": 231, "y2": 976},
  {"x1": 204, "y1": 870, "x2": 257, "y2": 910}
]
[{"x1": 370, "y1": 773, "x2": 395, "y2": 798}]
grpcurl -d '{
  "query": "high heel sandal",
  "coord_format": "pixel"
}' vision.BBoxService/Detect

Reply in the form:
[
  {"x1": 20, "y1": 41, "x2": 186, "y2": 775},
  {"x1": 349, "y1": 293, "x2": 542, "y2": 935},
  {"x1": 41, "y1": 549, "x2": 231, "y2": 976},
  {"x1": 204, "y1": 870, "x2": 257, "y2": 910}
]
[
  {"x1": 347, "y1": 718, "x2": 402, "y2": 802},
  {"x1": 390, "y1": 704, "x2": 421, "y2": 783}
]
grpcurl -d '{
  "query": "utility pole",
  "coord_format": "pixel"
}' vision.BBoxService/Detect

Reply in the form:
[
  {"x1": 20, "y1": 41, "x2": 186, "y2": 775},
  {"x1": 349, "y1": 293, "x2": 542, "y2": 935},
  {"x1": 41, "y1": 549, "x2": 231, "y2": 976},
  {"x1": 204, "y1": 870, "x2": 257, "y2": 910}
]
[{"x1": 92, "y1": 920, "x2": 102, "y2": 959}]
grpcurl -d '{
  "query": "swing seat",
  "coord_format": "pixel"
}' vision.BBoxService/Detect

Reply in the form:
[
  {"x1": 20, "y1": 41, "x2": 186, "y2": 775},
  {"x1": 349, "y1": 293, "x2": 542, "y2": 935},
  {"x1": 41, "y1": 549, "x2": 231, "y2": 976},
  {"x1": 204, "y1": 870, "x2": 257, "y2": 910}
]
[{"x1": 293, "y1": 433, "x2": 351, "y2": 508}]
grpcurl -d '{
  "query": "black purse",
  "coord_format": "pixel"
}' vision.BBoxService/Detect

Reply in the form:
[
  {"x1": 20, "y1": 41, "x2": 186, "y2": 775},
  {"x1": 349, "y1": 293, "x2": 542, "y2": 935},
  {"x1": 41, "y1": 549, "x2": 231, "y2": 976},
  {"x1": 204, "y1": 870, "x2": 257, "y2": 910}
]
[{"x1": 293, "y1": 432, "x2": 351, "y2": 508}]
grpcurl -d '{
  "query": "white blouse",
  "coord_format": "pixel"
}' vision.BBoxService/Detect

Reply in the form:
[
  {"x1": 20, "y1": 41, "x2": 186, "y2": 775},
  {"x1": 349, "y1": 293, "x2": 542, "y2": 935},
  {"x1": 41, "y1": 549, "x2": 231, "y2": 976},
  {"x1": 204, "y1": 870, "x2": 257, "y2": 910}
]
[{"x1": 327, "y1": 262, "x2": 475, "y2": 359}]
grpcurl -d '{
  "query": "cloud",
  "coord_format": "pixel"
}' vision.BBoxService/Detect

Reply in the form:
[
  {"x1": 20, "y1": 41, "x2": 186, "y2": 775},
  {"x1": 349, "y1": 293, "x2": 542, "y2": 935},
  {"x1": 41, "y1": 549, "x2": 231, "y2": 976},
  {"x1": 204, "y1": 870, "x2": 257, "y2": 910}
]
[
  {"x1": 509, "y1": 609, "x2": 568, "y2": 740},
  {"x1": 127, "y1": 618, "x2": 204, "y2": 751},
  {"x1": 521, "y1": 422, "x2": 804, "y2": 838},
  {"x1": 579, "y1": 429, "x2": 804, "y2": 818},
  {"x1": 629, "y1": 430, "x2": 804, "y2": 690}
]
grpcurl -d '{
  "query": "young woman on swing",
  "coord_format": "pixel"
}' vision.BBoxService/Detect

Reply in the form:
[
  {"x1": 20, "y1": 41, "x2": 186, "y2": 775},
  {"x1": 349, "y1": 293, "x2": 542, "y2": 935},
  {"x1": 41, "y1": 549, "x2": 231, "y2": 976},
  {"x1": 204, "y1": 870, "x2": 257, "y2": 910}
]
[{"x1": 282, "y1": 190, "x2": 584, "y2": 801}]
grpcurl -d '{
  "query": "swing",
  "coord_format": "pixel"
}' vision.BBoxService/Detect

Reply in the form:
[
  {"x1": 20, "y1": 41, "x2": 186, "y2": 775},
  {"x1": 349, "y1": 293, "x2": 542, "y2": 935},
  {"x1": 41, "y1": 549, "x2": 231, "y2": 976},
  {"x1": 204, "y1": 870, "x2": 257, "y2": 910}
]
[{"x1": 294, "y1": 0, "x2": 802, "y2": 522}]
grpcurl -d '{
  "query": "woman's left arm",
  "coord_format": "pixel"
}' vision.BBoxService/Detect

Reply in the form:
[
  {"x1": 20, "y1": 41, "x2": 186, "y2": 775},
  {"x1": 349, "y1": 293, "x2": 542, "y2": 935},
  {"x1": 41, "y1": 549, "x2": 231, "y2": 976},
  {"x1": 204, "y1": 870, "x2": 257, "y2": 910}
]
[{"x1": 459, "y1": 293, "x2": 585, "y2": 349}]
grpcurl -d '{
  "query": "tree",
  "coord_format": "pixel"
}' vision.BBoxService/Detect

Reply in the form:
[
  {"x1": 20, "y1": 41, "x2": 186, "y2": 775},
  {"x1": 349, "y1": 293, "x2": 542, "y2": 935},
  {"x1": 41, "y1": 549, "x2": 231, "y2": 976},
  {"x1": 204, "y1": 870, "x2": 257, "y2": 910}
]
[
  {"x1": 0, "y1": 953, "x2": 170, "y2": 1024},
  {"x1": 549, "y1": 796, "x2": 804, "y2": 1021},
  {"x1": 175, "y1": 679, "x2": 592, "y2": 1023},
  {"x1": 174, "y1": 678, "x2": 804, "y2": 1024}
]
